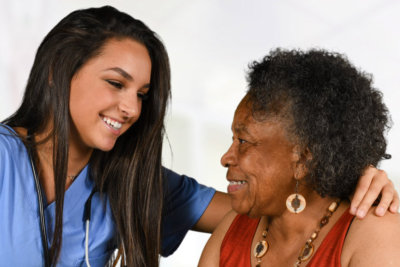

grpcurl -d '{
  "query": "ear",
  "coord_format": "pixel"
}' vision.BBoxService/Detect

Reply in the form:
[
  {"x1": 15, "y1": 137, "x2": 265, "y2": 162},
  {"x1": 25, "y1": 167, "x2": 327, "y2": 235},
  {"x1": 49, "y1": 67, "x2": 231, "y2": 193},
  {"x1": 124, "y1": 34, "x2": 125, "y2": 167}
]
[{"x1": 291, "y1": 145, "x2": 312, "y2": 180}]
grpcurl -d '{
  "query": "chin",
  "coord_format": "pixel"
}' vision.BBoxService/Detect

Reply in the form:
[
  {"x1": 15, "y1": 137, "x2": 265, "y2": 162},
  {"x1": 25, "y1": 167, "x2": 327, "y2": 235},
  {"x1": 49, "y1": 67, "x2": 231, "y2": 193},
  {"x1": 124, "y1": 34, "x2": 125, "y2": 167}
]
[
  {"x1": 232, "y1": 202, "x2": 262, "y2": 218},
  {"x1": 231, "y1": 200, "x2": 250, "y2": 216},
  {"x1": 95, "y1": 140, "x2": 117, "y2": 152}
]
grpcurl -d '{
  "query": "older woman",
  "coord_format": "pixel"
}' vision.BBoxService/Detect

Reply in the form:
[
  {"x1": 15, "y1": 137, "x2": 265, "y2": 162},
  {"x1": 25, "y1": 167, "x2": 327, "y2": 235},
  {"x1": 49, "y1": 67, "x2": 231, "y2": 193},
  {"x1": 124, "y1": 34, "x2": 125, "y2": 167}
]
[{"x1": 199, "y1": 49, "x2": 400, "y2": 266}]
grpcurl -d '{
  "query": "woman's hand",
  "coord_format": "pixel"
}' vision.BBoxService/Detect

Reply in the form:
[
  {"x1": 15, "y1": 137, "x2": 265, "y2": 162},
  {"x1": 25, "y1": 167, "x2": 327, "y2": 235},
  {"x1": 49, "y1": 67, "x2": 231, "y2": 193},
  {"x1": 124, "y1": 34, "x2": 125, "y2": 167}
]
[{"x1": 350, "y1": 166, "x2": 399, "y2": 218}]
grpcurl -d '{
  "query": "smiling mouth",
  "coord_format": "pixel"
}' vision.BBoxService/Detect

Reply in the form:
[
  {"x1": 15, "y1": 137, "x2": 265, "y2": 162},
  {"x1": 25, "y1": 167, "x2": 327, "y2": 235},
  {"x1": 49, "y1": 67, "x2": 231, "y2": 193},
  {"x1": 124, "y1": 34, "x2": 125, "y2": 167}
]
[
  {"x1": 227, "y1": 180, "x2": 247, "y2": 193},
  {"x1": 229, "y1": 180, "x2": 247, "y2": 185},
  {"x1": 102, "y1": 116, "x2": 122, "y2": 130}
]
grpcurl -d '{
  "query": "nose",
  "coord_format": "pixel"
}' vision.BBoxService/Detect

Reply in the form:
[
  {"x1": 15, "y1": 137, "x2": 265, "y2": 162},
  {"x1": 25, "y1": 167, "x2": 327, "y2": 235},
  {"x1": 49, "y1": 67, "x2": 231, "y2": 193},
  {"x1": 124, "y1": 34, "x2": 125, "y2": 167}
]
[
  {"x1": 221, "y1": 143, "x2": 236, "y2": 168},
  {"x1": 119, "y1": 91, "x2": 141, "y2": 120}
]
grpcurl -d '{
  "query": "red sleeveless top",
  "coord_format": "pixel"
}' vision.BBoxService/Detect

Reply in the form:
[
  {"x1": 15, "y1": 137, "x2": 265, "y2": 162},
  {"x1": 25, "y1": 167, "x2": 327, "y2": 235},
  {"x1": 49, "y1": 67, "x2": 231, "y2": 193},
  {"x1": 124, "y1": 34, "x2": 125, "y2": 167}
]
[{"x1": 220, "y1": 208, "x2": 354, "y2": 267}]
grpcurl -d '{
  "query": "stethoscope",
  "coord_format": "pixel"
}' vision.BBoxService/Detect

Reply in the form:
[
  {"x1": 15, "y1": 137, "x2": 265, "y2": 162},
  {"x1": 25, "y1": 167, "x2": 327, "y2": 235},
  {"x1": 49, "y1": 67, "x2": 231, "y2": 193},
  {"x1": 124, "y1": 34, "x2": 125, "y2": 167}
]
[{"x1": 26, "y1": 134, "x2": 95, "y2": 267}]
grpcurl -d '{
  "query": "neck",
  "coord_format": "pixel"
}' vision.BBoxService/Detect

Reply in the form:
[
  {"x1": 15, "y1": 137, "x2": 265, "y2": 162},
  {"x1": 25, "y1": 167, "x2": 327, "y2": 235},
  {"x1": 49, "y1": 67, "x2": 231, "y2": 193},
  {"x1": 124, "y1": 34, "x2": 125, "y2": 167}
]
[
  {"x1": 267, "y1": 192, "x2": 338, "y2": 243},
  {"x1": 67, "y1": 138, "x2": 93, "y2": 176},
  {"x1": 36, "y1": 129, "x2": 92, "y2": 176},
  {"x1": 253, "y1": 192, "x2": 349, "y2": 266},
  {"x1": 34, "y1": 130, "x2": 92, "y2": 203}
]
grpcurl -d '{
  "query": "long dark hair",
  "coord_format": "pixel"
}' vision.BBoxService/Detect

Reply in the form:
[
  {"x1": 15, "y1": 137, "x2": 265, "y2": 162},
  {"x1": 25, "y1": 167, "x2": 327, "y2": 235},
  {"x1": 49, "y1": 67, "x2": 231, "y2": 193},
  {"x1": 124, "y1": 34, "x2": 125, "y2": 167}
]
[{"x1": 4, "y1": 6, "x2": 170, "y2": 266}]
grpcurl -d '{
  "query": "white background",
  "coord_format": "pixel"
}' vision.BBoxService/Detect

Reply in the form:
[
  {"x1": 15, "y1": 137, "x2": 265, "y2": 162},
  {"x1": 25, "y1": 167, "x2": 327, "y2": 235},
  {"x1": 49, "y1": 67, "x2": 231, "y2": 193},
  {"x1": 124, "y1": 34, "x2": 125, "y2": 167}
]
[{"x1": 1, "y1": 1, "x2": 399, "y2": 266}]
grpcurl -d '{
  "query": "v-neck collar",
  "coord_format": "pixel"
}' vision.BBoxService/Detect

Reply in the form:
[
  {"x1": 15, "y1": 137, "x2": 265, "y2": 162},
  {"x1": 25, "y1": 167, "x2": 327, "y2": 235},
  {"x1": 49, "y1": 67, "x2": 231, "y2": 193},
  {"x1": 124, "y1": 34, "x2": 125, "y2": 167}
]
[{"x1": 3, "y1": 124, "x2": 94, "y2": 219}]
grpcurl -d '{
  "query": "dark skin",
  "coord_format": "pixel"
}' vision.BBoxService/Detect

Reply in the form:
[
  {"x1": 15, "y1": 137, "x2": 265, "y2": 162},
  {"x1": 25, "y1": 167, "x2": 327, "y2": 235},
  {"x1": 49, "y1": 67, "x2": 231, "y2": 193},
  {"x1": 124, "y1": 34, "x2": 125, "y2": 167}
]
[
  {"x1": 194, "y1": 110, "x2": 398, "y2": 233},
  {"x1": 193, "y1": 94, "x2": 399, "y2": 234},
  {"x1": 194, "y1": 164, "x2": 398, "y2": 233},
  {"x1": 199, "y1": 96, "x2": 400, "y2": 266}
]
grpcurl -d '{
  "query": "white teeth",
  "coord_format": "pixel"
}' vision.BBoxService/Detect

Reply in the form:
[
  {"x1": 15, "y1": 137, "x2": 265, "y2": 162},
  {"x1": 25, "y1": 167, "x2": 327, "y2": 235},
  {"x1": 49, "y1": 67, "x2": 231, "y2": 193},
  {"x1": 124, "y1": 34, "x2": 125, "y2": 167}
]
[
  {"x1": 103, "y1": 117, "x2": 122, "y2": 130},
  {"x1": 229, "y1": 181, "x2": 247, "y2": 185}
]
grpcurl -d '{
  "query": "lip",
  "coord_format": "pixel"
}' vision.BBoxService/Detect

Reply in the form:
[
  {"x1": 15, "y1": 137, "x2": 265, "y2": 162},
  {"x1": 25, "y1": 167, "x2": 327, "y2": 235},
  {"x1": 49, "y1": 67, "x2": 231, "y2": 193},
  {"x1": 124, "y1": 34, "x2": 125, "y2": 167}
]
[
  {"x1": 227, "y1": 178, "x2": 248, "y2": 194},
  {"x1": 100, "y1": 115, "x2": 123, "y2": 136},
  {"x1": 101, "y1": 114, "x2": 124, "y2": 124}
]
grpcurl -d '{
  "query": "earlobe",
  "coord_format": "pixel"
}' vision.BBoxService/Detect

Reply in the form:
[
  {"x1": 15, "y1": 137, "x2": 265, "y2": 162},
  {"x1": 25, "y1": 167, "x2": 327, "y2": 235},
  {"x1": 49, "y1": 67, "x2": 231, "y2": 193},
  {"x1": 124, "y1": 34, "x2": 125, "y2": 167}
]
[
  {"x1": 294, "y1": 164, "x2": 307, "y2": 180},
  {"x1": 291, "y1": 145, "x2": 312, "y2": 180},
  {"x1": 291, "y1": 149, "x2": 312, "y2": 181},
  {"x1": 303, "y1": 147, "x2": 313, "y2": 161},
  {"x1": 291, "y1": 145, "x2": 302, "y2": 162}
]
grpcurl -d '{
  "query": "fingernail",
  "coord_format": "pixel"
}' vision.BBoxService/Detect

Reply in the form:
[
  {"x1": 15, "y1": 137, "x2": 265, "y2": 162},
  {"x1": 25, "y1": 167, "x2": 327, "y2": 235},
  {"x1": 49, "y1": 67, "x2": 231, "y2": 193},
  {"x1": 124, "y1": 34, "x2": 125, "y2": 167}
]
[
  {"x1": 376, "y1": 207, "x2": 384, "y2": 216},
  {"x1": 350, "y1": 207, "x2": 357, "y2": 215},
  {"x1": 357, "y1": 209, "x2": 365, "y2": 218}
]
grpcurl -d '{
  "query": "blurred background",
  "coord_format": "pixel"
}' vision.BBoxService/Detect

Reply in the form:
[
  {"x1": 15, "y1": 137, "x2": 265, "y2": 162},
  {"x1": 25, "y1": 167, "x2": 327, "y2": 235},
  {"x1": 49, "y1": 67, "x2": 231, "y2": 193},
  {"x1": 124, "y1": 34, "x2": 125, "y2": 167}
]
[{"x1": 1, "y1": 0, "x2": 399, "y2": 266}]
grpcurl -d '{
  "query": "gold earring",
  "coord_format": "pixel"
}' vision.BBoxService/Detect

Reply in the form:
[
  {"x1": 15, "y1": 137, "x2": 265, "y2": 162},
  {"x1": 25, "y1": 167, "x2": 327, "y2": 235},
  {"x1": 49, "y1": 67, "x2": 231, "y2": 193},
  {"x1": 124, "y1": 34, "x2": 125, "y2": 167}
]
[{"x1": 286, "y1": 180, "x2": 306, "y2": 213}]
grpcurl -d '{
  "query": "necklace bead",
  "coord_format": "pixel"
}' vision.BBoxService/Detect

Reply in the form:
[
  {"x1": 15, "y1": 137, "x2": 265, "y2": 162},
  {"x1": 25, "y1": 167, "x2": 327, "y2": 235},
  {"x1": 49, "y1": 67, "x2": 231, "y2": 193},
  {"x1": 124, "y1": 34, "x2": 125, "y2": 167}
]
[{"x1": 253, "y1": 200, "x2": 340, "y2": 266}]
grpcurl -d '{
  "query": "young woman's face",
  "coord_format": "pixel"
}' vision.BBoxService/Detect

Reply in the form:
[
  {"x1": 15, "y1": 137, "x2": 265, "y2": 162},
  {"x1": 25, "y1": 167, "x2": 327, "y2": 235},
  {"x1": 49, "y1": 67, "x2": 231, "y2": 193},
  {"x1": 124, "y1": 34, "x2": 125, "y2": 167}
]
[{"x1": 69, "y1": 38, "x2": 151, "y2": 151}]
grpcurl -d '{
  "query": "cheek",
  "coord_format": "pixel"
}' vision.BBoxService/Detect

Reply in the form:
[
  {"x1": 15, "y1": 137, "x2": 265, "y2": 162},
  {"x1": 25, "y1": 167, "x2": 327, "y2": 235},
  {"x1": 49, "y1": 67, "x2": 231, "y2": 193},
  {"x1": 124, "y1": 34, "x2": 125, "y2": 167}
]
[
  {"x1": 247, "y1": 160, "x2": 289, "y2": 200},
  {"x1": 124, "y1": 100, "x2": 143, "y2": 129}
]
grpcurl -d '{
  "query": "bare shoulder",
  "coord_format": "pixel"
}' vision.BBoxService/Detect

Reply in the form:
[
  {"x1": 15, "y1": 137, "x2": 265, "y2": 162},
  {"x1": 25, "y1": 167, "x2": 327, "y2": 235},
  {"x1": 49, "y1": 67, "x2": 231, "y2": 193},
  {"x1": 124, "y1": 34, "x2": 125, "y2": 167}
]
[
  {"x1": 342, "y1": 209, "x2": 400, "y2": 267},
  {"x1": 198, "y1": 209, "x2": 238, "y2": 267}
]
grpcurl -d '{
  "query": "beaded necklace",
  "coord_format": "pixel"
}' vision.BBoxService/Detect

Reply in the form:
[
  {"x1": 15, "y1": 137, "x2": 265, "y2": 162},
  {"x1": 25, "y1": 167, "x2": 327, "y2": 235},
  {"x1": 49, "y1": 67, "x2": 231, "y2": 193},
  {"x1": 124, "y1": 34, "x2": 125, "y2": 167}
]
[{"x1": 254, "y1": 200, "x2": 340, "y2": 267}]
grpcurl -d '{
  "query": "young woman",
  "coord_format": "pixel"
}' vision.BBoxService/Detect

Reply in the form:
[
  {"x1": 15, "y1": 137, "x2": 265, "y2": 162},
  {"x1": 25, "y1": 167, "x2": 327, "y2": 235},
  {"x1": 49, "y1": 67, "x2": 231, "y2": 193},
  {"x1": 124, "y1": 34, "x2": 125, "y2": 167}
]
[{"x1": 0, "y1": 5, "x2": 397, "y2": 267}]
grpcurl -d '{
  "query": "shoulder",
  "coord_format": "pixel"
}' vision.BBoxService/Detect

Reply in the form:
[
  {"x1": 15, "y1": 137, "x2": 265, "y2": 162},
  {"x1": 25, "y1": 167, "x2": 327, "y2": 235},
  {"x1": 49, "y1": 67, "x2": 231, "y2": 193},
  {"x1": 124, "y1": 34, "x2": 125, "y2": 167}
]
[
  {"x1": 212, "y1": 209, "x2": 240, "y2": 238},
  {"x1": 160, "y1": 167, "x2": 216, "y2": 256},
  {"x1": 198, "y1": 210, "x2": 239, "y2": 267},
  {"x1": 0, "y1": 124, "x2": 21, "y2": 146},
  {"x1": 342, "y1": 209, "x2": 400, "y2": 266},
  {"x1": 0, "y1": 124, "x2": 26, "y2": 160},
  {"x1": 162, "y1": 167, "x2": 215, "y2": 210},
  {"x1": 0, "y1": 124, "x2": 20, "y2": 155},
  {"x1": 0, "y1": 124, "x2": 26, "y2": 190}
]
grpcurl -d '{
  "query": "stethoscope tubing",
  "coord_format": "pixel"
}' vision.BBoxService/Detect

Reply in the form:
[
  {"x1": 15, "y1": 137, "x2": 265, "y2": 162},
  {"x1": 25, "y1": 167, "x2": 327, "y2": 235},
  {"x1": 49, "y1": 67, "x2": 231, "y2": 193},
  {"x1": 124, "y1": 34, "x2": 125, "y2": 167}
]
[
  {"x1": 26, "y1": 133, "x2": 95, "y2": 267},
  {"x1": 27, "y1": 136, "x2": 51, "y2": 267}
]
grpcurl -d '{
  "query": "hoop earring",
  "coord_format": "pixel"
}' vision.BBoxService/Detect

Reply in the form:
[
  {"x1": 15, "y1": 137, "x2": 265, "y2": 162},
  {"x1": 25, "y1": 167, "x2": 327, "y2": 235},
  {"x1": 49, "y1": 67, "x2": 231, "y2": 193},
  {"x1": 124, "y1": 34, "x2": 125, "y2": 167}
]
[{"x1": 286, "y1": 180, "x2": 306, "y2": 213}]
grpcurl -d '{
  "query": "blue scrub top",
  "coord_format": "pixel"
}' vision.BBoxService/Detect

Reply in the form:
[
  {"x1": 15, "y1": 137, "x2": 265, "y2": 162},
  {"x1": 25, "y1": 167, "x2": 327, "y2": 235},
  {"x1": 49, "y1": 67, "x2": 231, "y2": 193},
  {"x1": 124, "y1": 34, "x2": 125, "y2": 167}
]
[{"x1": 0, "y1": 125, "x2": 216, "y2": 266}]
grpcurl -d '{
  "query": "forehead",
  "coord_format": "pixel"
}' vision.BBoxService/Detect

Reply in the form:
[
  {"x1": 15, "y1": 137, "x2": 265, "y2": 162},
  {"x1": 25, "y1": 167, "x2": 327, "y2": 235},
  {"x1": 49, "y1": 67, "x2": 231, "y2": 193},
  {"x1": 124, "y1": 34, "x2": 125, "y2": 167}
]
[
  {"x1": 232, "y1": 97, "x2": 291, "y2": 141},
  {"x1": 232, "y1": 99, "x2": 255, "y2": 130},
  {"x1": 74, "y1": 38, "x2": 152, "y2": 83}
]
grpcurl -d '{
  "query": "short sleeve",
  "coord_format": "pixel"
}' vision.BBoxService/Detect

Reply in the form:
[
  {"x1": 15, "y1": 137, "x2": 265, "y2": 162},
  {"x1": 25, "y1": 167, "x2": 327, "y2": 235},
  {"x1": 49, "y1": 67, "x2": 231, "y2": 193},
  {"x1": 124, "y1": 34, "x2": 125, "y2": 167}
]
[
  {"x1": 0, "y1": 125, "x2": 17, "y2": 191},
  {"x1": 160, "y1": 167, "x2": 216, "y2": 257},
  {"x1": 0, "y1": 135, "x2": 5, "y2": 191}
]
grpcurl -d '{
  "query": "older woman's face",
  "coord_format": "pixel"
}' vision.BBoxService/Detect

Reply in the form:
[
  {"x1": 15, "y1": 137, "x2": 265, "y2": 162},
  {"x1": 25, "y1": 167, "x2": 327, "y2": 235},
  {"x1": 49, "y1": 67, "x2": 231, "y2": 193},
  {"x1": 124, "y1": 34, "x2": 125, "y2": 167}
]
[{"x1": 221, "y1": 97, "x2": 298, "y2": 217}]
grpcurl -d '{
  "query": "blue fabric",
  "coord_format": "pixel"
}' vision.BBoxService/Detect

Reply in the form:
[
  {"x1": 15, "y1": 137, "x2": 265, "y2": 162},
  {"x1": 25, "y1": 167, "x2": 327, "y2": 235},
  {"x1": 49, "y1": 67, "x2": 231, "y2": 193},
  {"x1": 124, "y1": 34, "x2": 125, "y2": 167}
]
[
  {"x1": 161, "y1": 168, "x2": 216, "y2": 256},
  {"x1": 0, "y1": 124, "x2": 215, "y2": 266}
]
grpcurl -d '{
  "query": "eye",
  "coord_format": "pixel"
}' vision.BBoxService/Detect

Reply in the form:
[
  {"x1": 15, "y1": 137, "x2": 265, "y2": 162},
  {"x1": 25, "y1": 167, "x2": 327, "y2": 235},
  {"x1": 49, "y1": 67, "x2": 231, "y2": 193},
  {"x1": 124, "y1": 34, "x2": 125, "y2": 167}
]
[
  {"x1": 238, "y1": 138, "x2": 247, "y2": 144},
  {"x1": 107, "y1": 80, "x2": 123, "y2": 89}
]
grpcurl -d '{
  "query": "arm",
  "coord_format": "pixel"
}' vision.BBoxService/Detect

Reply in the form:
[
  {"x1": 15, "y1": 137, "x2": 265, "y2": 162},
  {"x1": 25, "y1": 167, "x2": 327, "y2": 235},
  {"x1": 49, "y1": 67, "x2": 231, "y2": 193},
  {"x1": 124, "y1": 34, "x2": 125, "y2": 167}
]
[
  {"x1": 198, "y1": 210, "x2": 237, "y2": 267},
  {"x1": 192, "y1": 191, "x2": 231, "y2": 233},
  {"x1": 350, "y1": 166, "x2": 399, "y2": 218}
]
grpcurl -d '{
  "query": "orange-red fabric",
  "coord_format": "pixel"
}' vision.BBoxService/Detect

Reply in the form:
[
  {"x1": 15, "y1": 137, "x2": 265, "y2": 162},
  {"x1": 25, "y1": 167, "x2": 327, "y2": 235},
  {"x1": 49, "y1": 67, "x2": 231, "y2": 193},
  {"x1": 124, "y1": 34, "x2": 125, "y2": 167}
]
[
  {"x1": 307, "y1": 208, "x2": 354, "y2": 266},
  {"x1": 220, "y1": 214, "x2": 259, "y2": 267},
  {"x1": 220, "y1": 208, "x2": 354, "y2": 267}
]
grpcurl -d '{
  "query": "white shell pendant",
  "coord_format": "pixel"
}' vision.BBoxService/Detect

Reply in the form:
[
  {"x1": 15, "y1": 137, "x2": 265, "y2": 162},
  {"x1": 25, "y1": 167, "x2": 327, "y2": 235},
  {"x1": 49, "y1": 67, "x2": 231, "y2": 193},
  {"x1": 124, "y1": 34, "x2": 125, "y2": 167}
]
[
  {"x1": 286, "y1": 193, "x2": 306, "y2": 213},
  {"x1": 254, "y1": 240, "x2": 269, "y2": 258}
]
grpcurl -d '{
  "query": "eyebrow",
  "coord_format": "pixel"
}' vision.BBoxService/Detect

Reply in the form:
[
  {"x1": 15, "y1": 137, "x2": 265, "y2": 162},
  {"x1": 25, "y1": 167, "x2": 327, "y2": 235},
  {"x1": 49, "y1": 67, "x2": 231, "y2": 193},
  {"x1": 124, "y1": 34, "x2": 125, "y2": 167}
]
[
  {"x1": 105, "y1": 67, "x2": 151, "y2": 90},
  {"x1": 105, "y1": 67, "x2": 133, "y2": 81},
  {"x1": 233, "y1": 123, "x2": 252, "y2": 136}
]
